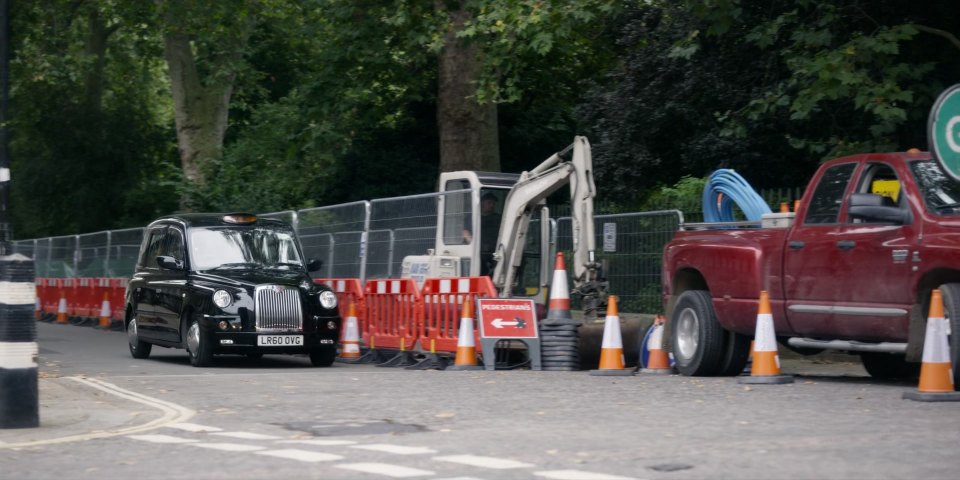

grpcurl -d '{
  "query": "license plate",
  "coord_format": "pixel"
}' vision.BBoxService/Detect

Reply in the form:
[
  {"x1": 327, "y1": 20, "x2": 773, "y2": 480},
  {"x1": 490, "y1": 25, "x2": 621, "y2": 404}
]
[{"x1": 257, "y1": 335, "x2": 304, "y2": 346}]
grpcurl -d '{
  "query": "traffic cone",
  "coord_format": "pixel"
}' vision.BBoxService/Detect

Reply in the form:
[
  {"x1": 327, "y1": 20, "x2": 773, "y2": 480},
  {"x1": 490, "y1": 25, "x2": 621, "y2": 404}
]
[
  {"x1": 590, "y1": 296, "x2": 635, "y2": 376},
  {"x1": 642, "y1": 315, "x2": 673, "y2": 374},
  {"x1": 98, "y1": 292, "x2": 112, "y2": 329},
  {"x1": 448, "y1": 299, "x2": 483, "y2": 371},
  {"x1": 739, "y1": 291, "x2": 793, "y2": 384},
  {"x1": 56, "y1": 291, "x2": 68, "y2": 324},
  {"x1": 904, "y1": 289, "x2": 960, "y2": 401},
  {"x1": 779, "y1": 202, "x2": 789, "y2": 213},
  {"x1": 337, "y1": 302, "x2": 362, "y2": 361},
  {"x1": 546, "y1": 252, "x2": 573, "y2": 322}
]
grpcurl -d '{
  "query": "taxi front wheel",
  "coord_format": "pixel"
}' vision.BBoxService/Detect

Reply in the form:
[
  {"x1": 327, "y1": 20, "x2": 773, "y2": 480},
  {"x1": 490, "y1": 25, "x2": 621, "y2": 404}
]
[
  {"x1": 310, "y1": 348, "x2": 336, "y2": 367},
  {"x1": 185, "y1": 315, "x2": 213, "y2": 367}
]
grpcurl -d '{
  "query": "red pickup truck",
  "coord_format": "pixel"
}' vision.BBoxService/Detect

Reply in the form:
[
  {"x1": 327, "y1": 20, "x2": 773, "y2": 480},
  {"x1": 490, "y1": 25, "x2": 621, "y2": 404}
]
[{"x1": 662, "y1": 151, "x2": 960, "y2": 380}]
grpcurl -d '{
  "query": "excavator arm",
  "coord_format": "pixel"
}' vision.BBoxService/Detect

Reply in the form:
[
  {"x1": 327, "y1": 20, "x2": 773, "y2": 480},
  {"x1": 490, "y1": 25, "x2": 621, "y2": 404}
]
[{"x1": 491, "y1": 136, "x2": 606, "y2": 315}]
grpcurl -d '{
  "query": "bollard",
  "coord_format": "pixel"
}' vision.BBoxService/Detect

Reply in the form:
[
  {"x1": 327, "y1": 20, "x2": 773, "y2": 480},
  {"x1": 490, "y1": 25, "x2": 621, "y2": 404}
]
[{"x1": 0, "y1": 253, "x2": 39, "y2": 428}]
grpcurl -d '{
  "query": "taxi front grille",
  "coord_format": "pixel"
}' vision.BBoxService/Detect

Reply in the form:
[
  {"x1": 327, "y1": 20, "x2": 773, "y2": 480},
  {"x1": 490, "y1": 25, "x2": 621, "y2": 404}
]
[{"x1": 255, "y1": 285, "x2": 303, "y2": 332}]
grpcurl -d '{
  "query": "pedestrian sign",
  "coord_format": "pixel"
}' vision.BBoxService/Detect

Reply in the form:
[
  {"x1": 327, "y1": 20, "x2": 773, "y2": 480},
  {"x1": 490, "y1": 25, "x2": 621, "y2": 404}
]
[
  {"x1": 477, "y1": 298, "x2": 539, "y2": 339},
  {"x1": 929, "y1": 84, "x2": 960, "y2": 181}
]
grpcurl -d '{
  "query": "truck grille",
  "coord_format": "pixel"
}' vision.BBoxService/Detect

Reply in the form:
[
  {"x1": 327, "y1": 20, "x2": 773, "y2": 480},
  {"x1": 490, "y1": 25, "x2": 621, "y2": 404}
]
[{"x1": 255, "y1": 285, "x2": 303, "y2": 332}]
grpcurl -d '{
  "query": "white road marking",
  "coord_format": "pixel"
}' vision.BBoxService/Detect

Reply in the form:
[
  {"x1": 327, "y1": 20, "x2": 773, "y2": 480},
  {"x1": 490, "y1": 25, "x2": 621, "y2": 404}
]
[
  {"x1": 433, "y1": 455, "x2": 534, "y2": 469},
  {"x1": 336, "y1": 463, "x2": 435, "y2": 478},
  {"x1": 211, "y1": 431, "x2": 281, "y2": 440},
  {"x1": 255, "y1": 449, "x2": 343, "y2": 462},
  {"x1": 193, "y1": 442, "x2": 266, "y2": 452},
  {"x1": 167, "y1": 422, "x2": 222, "y2": 433},
  {"x1": 0, "y1": 377, "x2": 195, "y2": 450},
  {"x1": 128, "y1": 434, "x2": 198, "y2": 444},
  {"x1": 534, "y1": 470, "x2": 638, "y2": 480},
  {"x1": 351, "y1": 444, "x2": 438, "y2": 455},
  {"x1": 278, "y1": 439, "x2": 358, "y2": 446}
]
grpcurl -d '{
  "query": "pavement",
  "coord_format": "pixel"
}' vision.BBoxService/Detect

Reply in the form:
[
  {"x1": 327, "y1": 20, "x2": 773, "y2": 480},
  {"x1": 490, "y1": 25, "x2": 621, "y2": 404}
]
[{"x1": 0, "y1": 375, "x2": 191, "y2": 449}]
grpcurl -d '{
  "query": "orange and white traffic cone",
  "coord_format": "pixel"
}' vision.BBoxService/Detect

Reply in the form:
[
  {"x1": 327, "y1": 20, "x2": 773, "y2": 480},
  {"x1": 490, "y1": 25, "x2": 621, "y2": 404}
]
[
  {"x1": 448, "y1": 299, "x2": 483, "y2": 371},
  {"x1": 590, "y1": 296, "x2": 635, "y2": 376},
  {"x1": 546, "y1": 252, "x2": 573, "y2": 322},
  {"x1": 739, "y1": 291, "x2": 793, "y2": 384},
  {"x1": 542, "y1": 252, "x2": 581, "y2": 371},
  {"x1": 904, "y1": 289, "x2": 960, "y2": 401},
  {"x1": 642, "y1": 315, "x2": 673, "y2": 374},
  {"x1": 98, "y1": 292, "x2": 112, "y2": 329},
  {"x1": 337, "y1": 302, "x2": 362, "y2": 361},
  {"x1": 56, "y1": 291, "x2": 68, "y2": 324}
]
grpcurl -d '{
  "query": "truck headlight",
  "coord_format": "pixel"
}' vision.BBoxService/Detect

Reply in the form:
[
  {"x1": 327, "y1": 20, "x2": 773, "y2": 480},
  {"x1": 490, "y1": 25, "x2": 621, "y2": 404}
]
[
  {"x1": 213, "y1": 290, "x2": 233, "y2": 309},
  {"x1": 319, "y1": 291, "x2": 338, "y2": 310}
]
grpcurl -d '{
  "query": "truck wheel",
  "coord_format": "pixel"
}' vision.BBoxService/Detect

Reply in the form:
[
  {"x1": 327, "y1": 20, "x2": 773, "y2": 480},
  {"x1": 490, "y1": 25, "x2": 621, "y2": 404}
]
[
  {"x1": 860, "y1": 352, "x2": 918, "y2": 380},
  {"x1": 717, "y1": 330, "x2": 751, "y2": 376},
  {"x1": 938, "y1": 283, "x2": 960, "y2": 386},
  {"x1": 670, "y1": 290, "x2": 724, "y2": 376}
]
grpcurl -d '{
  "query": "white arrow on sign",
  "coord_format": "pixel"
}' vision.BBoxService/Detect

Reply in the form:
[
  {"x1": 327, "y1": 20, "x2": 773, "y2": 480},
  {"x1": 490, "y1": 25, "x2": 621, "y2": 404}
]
[{"x1": 491, "y1": 318, "x2": 519, "y2": 329}]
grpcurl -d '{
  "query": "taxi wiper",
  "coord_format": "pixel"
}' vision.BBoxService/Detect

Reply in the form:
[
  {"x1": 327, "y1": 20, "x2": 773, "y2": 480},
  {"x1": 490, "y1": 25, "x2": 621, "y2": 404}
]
[{"x1": 207, "y1": 262, "x2": 260, "y2": 271}]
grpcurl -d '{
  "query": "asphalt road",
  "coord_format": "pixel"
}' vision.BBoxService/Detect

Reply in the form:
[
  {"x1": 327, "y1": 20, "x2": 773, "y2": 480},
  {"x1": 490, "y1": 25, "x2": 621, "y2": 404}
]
[{"x1": 1, "y1": 321, "x2": 958, "y2": 480}]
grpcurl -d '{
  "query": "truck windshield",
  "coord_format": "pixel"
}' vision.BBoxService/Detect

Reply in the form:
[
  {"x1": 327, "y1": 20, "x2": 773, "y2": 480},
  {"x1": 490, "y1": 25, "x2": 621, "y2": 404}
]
[
  {"x1": 909, "y1": 160, "x2": 960, "y2": 216},
  {"x1": 189, "y1": 226, "x2": 303, "y2": 271}
]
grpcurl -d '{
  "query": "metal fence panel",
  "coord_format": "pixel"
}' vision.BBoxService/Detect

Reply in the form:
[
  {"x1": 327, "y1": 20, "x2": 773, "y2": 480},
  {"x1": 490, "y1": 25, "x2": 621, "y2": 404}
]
[
  {"x1": 557, "y1": 210, "x2": 683, "y2": 314},
  {"x1": 107, "y1": 228, "x2": 144, "y2": 278},
  {"x1": 296, "y1": 202, "x2": 369, "y2": 279},
  {"x1": 77, "y1": 232, "x2": 110, "y2": 277},
  {"x1": 11, "y1": 239, "x2": 35, "y2": 259},
  {"x1": 366, "y1": 192, "x2": 454, "y2": 280},
  {"x1": 46, "y1": 235, "x2": 78, "y2": 278}
]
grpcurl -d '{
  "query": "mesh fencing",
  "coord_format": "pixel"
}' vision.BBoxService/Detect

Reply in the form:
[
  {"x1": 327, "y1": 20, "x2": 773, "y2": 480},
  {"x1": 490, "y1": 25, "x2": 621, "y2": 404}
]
[
  {"x1": 556, "y1": 210, "x2": 683, "y2": 314},
  {"x1": 297, "y1": 202, "x2": 369, "y2": 279}
]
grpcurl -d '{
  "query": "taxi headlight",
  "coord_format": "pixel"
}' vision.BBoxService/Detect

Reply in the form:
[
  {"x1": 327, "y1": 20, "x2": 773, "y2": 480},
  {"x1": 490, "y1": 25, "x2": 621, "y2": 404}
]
[
  {"x1": 213, "y1": 290, "x2": 233, "y2": 309},
  {"x1": 319, "y1": 291, "x2": 338, "y2": 310}
]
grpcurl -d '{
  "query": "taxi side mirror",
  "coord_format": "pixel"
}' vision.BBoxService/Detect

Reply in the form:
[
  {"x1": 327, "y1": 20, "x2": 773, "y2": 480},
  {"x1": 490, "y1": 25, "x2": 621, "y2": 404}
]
[
  {"x1": 306, "y1": 258, "x2": 322, "y2": 272},
  {"x1": 156, "y1": 255, "x2": 184, "y2": 271}
]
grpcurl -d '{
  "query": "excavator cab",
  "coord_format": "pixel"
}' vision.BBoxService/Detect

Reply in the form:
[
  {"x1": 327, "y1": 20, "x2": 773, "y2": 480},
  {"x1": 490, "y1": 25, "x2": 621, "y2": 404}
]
[{"x1": 401, "y1": 171, "x2": 552, "y2": 303}]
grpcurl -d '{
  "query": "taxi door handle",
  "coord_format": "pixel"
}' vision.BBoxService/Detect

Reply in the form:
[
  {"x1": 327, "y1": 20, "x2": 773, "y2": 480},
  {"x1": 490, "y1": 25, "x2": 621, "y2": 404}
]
[
  {"x1": 788, "y1": 241, "x2": 805, "y2": 250},
  {"x1": 837, "y1": 240, "x2": 856, "y2": 250}
]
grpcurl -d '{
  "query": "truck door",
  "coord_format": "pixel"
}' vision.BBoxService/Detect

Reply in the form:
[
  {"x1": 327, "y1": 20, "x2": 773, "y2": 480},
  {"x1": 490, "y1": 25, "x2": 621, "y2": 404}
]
[
  {"x1": 783, "y1": 162, "x2": 857, "y2": 337},
  {"x1": 822, "y1": 161, "x2": 916, "y2": 340}
]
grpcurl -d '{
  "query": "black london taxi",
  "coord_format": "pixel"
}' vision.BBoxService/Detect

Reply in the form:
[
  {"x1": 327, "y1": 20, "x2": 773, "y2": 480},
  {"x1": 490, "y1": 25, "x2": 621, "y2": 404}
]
[{"x1": 125, "y1": 213, "x2": 340, "y2": 367}]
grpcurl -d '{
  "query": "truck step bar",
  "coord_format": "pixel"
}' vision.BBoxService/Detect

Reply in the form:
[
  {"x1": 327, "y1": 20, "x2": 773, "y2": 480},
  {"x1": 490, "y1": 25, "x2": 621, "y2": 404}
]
[{"x1": 787, "y1": 337, "x2": 907, "y2": 354}]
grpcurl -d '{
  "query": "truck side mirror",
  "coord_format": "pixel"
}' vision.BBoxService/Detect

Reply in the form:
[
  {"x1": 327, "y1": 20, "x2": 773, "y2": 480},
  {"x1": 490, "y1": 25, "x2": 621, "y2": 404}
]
[
  {"x1": 156, "y1": 255, "x2": 184, "y2": 271},
  {"x1": 847, "y1": 193, "x2": 909, "y2": 225},
  {"x1": 306, "y1": 258, "x2": 323, "y2": 272}
]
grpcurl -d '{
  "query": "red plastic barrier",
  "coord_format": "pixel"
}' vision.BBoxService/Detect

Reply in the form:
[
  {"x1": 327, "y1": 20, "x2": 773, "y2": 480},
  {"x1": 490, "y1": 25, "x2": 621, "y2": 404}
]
[
  {"x1": 109, "y1": 278, "x2": 128, "y2": 321},
  {"x1": 41, "y1": 278, "x2": 60, "y2": 315},
  {"x1": 75, "y1": 278, "x2": 97, "y2": 318},
  {"x1": 364, "y1": 279, "x2": 422, "y2": 351},
  {"x1": 420, "y1": 277, "x2": 498, "y2": 354},
  {"x1": 313, "y1": 278, "x2": 367, "y2": 340},
  {"x1": 93, "y1": 277, "x2": 111, "y2": 319},
  {"x1": 62, "y1": 278, "x2": 79, "y2": 317}
]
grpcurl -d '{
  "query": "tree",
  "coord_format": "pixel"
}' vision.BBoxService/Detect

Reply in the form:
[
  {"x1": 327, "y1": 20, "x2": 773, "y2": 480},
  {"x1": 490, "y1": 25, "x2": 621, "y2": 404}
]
[
  {"x1": 9, "y1": 0, "x2": 176, "y2": 237},
  {"x1": 156, "y1": 0, "x2": 259, "y2": 207}
]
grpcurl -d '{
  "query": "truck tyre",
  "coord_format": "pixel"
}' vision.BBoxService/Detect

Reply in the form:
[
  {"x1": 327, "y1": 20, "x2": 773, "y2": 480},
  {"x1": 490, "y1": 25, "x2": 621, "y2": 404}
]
[
  {"x1": 938, "y1": 283, "x2": 960, "y2": 386},
  {"x1": 670, "y1": 290, "x2": 725, "y2": 376},
  {"x1": 717, "y1": 330, "x2": 751, "y2": 376},
  {"x1": 860, "y1": 352, "x2": 918, "y2": 380}
]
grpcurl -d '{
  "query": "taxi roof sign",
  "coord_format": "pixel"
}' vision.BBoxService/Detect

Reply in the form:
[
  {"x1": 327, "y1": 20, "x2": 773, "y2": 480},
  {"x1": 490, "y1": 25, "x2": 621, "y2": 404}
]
[{"x1": 929, "y1": 84, "x2": 960, "y2": 181}]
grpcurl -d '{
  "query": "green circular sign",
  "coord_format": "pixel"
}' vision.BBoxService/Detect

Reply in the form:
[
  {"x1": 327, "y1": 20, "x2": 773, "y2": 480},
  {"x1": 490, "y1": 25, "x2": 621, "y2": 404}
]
[{"x1": 929, "y1": 84, "x2": 960, "y2": 181}]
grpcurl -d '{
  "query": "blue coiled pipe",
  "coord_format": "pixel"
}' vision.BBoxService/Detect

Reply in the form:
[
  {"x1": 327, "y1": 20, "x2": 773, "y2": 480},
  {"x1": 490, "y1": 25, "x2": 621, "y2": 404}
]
[{"x1": 702, "y1": 169, "x2": 771, "y2": 222}]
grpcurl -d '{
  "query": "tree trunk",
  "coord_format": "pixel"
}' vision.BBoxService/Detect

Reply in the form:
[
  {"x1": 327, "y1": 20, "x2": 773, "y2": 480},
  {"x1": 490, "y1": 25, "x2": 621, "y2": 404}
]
[
  {"x1": 162, "y1": 29, "x2": 233, "y2": 193},
  {"x1": 436, "y1": 1, "x2": 500, "y2": 173},
  {"x1": 82, "y1": 8, "x2": 116, "y2": 114}
]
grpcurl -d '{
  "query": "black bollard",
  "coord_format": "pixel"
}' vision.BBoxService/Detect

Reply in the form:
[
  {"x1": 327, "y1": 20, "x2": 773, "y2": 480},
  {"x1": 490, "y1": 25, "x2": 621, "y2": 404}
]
[{"x1": 0, "y1": 253, "x2": 38, "y2": 428}]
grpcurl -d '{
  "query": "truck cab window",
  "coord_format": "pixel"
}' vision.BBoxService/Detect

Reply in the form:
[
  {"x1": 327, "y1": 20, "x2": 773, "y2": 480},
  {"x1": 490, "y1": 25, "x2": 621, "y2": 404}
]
[
  {"x1": 910, "y1": 159, "x2": 960, "y2": 216},
  {"x1": 804, "y1": 163, "x2": 856, "y2": 225},
  {"x1": 849, "y1": 163, "x2": 905, "y2": 224}
]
